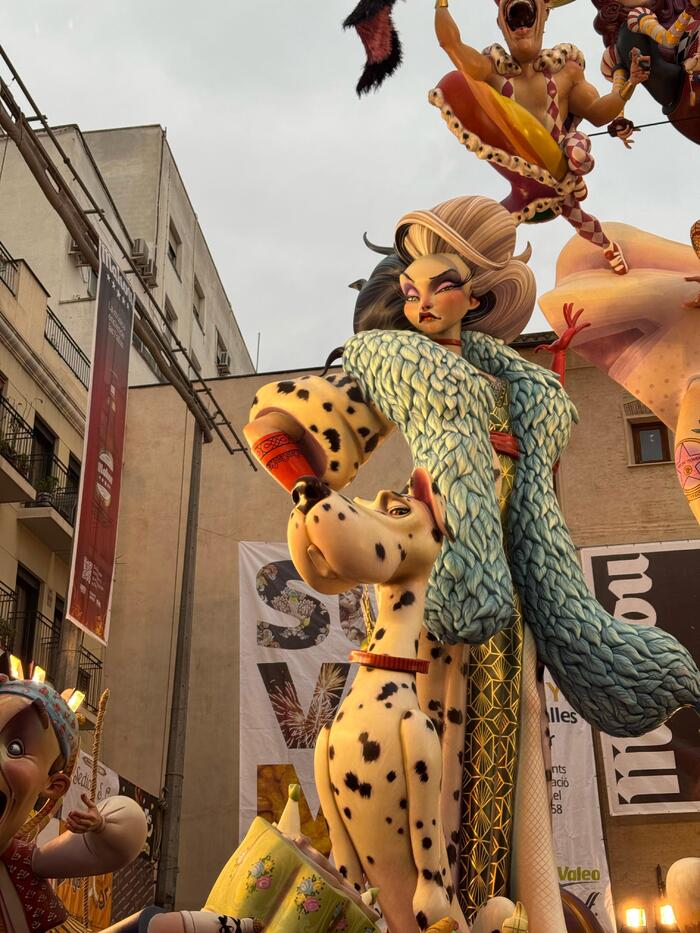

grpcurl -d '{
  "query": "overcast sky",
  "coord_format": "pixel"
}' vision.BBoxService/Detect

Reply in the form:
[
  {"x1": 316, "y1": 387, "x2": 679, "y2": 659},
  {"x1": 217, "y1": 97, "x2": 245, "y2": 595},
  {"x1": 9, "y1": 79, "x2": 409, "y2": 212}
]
[{"x1": 0, "y1": 1, "x2": 697, "y2": 372}]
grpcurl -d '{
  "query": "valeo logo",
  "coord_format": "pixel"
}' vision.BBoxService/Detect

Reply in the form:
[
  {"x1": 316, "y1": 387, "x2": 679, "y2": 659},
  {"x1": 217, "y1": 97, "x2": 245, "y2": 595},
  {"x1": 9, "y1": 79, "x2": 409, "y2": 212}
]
[{"x1": 558, "y1": 866, "x2": 601, "y2": 882}]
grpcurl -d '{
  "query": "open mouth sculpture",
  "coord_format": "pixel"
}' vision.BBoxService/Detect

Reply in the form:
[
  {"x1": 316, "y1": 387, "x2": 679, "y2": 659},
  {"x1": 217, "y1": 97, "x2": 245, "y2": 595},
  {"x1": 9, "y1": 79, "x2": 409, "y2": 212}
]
[
  {"x1": 504, "y1": 0, "x2": 538, "y2": 34},
  {"x1": 0, "y1": 790, "x2": 9, "y2": 823}
]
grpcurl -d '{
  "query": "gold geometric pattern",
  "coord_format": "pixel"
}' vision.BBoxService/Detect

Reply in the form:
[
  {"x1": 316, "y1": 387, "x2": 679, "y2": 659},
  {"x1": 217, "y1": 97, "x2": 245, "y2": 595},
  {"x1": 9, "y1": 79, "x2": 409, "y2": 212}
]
[{"x1": 458, "y1": 378, "x2": 523, "y2": 922}]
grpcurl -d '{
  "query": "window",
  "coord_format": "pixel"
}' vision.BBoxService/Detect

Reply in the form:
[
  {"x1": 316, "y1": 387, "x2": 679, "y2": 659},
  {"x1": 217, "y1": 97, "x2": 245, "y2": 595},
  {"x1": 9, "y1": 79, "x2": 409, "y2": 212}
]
[
  {"x1": 167, "y1": 220, "x2": 181, "y2": 274},
  {"x1": 164, "y1": 297, "x2": 178, "y2": 345},
  {"x1": 192, "y1": 277, "x2": 205, "y2": 331},
  {"x1": 631, "y1": 420, "x2": 671, "y2": 465},
  {"x1": 189, "y1": 350, "x2": 202, "y2": 376},
  {"x1": 216, "y1": 330, "x2": 230, "y2": 375},
  {"x1": 31, "y1": 417, "x2": 56, "y2": 486}
]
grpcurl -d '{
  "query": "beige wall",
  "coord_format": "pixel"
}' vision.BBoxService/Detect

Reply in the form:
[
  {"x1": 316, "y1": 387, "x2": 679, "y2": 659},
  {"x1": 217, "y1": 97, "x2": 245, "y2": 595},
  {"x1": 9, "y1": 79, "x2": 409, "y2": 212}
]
[{"x1": 108, "y1": 351, "x2": 699, "y2": 915}]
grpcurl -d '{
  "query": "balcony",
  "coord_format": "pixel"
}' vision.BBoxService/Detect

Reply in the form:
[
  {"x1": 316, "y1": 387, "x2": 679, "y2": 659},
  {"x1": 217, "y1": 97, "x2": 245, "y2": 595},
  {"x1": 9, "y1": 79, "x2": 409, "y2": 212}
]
[
  {"x1": 0, "y1": 242, "x2": 18, "y2": 295},
  {"x1": 0, "y1": 397, "x2": 36, "y2": 505},
  {"x1": 18, "y1": 454, "x2": 77, "y2": 554},
  {"x1": 0, "y1": 586, "x2": 61, "y2": 682},
  {"x1": 45, "y1": 308, "x2": 90, "y2": 389},
  {"x1": 77, "y1": 643, "x2": 103, "y2": 714}
]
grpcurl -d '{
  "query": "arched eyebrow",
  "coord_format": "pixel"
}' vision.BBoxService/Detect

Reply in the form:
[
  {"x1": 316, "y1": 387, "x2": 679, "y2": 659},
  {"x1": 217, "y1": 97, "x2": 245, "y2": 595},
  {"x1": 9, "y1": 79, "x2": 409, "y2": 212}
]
[{"x1": 430, "y1": 269, "x2": 463, "y2": 284}]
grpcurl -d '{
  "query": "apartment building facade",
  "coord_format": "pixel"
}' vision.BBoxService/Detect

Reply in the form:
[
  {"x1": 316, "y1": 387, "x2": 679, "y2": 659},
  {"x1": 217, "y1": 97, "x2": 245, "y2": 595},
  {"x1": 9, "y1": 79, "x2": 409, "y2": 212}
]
[{"x1": 0, "y1": 123, "x2": 253, "y2": 385}]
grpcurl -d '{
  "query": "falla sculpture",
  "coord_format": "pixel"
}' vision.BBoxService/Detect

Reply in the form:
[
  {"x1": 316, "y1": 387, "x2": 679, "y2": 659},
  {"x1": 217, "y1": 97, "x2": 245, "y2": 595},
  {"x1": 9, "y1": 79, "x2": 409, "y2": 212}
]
[
  {"x1": 244, "y1": 194, "x2": 700, "y2": 931},
  {"x1": 0, "y1": 670, "x2": 147, "y2": 933}
]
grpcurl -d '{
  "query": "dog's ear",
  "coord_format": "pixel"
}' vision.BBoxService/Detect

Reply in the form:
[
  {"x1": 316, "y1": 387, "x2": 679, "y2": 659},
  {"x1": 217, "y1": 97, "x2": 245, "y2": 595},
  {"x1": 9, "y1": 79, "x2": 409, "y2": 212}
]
[{"x1": 409, "y1": 468, "x2": 454, "y2": 541}]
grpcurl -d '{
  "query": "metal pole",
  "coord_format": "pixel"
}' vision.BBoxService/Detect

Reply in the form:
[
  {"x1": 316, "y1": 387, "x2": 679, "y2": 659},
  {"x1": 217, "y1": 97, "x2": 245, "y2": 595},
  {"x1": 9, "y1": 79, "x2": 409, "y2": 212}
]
[{"x1": 155, "y1": 421, "x2": 203, "y2": 909}]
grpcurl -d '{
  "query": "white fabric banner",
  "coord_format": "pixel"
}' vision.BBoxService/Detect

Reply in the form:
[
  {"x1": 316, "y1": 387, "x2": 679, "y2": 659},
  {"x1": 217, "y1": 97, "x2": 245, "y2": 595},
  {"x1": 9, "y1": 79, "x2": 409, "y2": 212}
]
[
  {"x1": 63, "y1": 748, "x2": 120, "y2": 815},
  {"x1": 547, "y1": 672, "x2": 617, "y2": 932},
  {"x1": 238, "y1": 542, "x2": 367, "y2": 849}
]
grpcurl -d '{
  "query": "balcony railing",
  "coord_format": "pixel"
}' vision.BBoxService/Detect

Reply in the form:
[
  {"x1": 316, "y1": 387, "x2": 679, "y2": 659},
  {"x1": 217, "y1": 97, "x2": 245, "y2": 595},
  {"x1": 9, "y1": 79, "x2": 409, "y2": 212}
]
[
  {"x1": 28, "y1": 453, "x2": 78, "y2": 525},
  {"x1": 45, "y1": 308, "x2": 90, "y2": 389},
  {"x1": 0, "y1": 242, "x2": 18, "y2": 295},
  {"x1": 15, "y1": 609, "x2": 61, "y2": 682},
  {"x1": 78, "y1": 644, "x2": 103, "y2": 714},
  {"x1": 0, "y1": 397, "x2": 34, "y2": 479},
  {"x1": 0, "y1": 583, "x2": 17, "y2": 653}
]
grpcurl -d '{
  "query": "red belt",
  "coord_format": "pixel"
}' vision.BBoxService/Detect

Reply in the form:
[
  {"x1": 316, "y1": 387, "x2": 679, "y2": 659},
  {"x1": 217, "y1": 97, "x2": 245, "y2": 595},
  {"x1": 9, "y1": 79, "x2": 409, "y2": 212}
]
[{"x1": 490, "y1": 431, "x2": 520, "y2": 460}]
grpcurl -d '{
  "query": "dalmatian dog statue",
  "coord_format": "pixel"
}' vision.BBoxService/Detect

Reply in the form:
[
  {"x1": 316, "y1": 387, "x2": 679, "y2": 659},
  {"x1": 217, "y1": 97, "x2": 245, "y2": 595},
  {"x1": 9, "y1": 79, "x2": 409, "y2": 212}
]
[{"x1": 288, "y1": 468, "x2": 472, "y2": 933}]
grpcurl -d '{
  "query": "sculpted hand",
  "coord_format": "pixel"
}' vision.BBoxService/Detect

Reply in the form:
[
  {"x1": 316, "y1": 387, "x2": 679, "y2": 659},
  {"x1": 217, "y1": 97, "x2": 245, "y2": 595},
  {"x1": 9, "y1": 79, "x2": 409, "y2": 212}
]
[
  {"x1": 629, "y1": 48, "x2": 651, "y2": 84},
  {"x1": 608, "y1": 116, "x2": 638, "y2": 149},
  {"x1": 535, "y1": 303, "x2": 590, "y2": 355},
  {"x1": 65, "y1": 793, "x2": 106, "y2": 834}
]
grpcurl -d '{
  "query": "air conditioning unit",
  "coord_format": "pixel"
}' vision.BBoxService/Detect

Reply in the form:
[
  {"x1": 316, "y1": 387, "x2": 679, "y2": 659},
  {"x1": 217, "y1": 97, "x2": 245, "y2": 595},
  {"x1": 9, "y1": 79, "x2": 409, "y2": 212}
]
[
  {"x1": 131, "y1": 238, "x2": 150, "y2": 266},
  {"x1": 216, "y1": 350, "x2": 231, "y2": 375},
  {"x1": 141, "y1": 258, "x2": 158, "y2": 287},
  {"x1": 69, "y1": 239, "x2": 90, "y2": 268}
]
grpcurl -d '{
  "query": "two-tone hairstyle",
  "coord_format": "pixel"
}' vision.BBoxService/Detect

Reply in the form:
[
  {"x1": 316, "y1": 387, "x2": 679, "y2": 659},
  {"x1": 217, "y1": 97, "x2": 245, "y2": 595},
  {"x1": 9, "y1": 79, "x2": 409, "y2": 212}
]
[{"x1": 353, "y1": 196, "x2": 536, "y2": 343}]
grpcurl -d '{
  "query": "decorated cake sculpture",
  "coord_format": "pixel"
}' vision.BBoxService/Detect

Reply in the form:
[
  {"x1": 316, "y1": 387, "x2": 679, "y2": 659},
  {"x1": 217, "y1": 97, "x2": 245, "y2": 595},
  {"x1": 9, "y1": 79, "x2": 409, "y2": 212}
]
[
  {"x1": 539, "y1": 220, "x2": 700, "y2": 523},
  {"x1": 244, "y1": 195, "x2": 700, "y2": 930},
  {"x1": 0, "y1": 669, "x2": 147, "y2": 933},
  {"x1": 288, "y1": 467, "x2": 508, "y2": 933}
]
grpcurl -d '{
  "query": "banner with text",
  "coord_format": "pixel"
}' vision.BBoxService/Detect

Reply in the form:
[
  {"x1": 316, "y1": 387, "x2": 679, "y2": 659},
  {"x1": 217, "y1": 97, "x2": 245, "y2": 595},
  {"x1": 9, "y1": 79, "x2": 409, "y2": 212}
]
[
  {"x1": 547, "y1": 671, "x2": 616, "y2": 932},
  {"x1": 239, "y1": 542, "x2": 369, "y2": 854},
  {"x1": 581, "y1": 540, "x2": 700, "y2": 817},
  {"x1": 67, "y1": 242, "x2": 134, "y2": 645}
]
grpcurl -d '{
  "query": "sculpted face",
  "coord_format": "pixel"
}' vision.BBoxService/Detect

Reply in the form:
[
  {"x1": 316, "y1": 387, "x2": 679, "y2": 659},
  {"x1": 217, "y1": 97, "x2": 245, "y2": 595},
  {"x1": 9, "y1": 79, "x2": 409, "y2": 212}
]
[
  {"x1": 399, "y1": 254, "x2": 479, "y2": 341},
  {"x1": 497, "y1": 0, "x2": 548, "y2": 63},
  {"x1": 0, "y1": 695, "x2": 70, "y2": 850}
]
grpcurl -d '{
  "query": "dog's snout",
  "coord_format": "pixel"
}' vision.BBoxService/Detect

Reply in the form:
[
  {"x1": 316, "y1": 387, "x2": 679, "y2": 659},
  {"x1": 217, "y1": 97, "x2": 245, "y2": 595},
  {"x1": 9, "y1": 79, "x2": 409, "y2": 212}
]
[{"x1": 292, "y1": 476, "x2": 331, "y2": 514}]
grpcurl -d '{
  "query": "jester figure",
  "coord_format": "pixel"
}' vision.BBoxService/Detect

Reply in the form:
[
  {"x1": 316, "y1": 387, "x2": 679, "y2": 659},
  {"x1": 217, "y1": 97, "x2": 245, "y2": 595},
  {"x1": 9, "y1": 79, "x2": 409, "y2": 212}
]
[{"x1": 431, "y1": 0, "x2": 651, "y2": 274}]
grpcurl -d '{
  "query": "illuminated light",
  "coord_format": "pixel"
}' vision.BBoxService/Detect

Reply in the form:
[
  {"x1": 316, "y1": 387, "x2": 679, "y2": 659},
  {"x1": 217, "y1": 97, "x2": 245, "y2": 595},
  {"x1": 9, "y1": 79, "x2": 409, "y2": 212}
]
[
  {"x1": 65, "y1": 689, "x2": 85, "y2": 713},
  {"x1": 625, "y1": 907, "x2": 647, "y2": 930},
  {"x1": 31, "y1": 666, "x2": 46, "y2": 684},
  {"x1": 659, "y1": 904, "x2": 677, "y2": 928},
  {"x1": 9, "y1": 656, "x2": 24, "y2": 680}
]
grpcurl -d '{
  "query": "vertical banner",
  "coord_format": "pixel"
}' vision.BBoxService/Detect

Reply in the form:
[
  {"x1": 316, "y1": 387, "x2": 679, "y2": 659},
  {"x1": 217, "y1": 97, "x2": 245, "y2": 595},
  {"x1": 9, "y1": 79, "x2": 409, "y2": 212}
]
[
  {"x1": 581, "y1": 541, "x2": 700, "y2": 816},
  {"x1": 67, "y1": 242, "x2": 134, "y2": 645},
  {"x1": 239, "y1": 542, "x2": 369, "y2": 854},
  {"x1": 547, "y1": 672, "x2": 616, "y2": 932}
]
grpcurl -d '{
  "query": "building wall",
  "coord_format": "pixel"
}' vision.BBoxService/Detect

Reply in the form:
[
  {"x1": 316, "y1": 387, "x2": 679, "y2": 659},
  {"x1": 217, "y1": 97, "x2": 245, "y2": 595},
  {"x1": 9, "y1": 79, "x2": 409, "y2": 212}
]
[
  {"x1": 108, "y1": 350, "x2": 700, "y2": 916},
  {"x1": 0, "y1": 255, "x2": 106, "y2": 682}
]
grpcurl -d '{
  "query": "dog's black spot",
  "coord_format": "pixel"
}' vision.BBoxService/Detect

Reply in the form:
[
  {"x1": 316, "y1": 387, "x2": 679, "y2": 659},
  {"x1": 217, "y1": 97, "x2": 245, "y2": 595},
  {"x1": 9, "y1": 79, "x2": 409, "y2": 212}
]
[
  {"x1": 447, "y1": 843, "x2": 457, "y2": 865},
  {"x1": 310, "y1": 424, "x2": 318, "y2": 433},
  {"x1": 367, "y1": 855, "x2": 374, "y2": 865},
  {"x1": 399, "y1": 798, "x2": 407, "y2": 809},
  {"x1": 433, "y1": 871, "x2": 443, "y2": 887},
  {"x1": 338, "y1": 512, "x2": 345, "y2": 521},
  {"x1": 416, "y1": 820, "x2": 423, "y2": 829},
  {"x1": 339, "y1": 865, "x2": 348, "y2": 877},
  {"x1": 416, "y1": 912, "x2": 428, "y2": 931},
  {"x1": 344, "y1": 771, "x2": 372, "y2": 798},
  {"x1": 426, "y1": 719, "x2": 435, "y2": 732},
  {"x1": 386, "y1": 816, "x2": 392, "y2": 824},
  {"x1": 252, "y1": 395, "x2": 259, "y2": 406},
  {"x1": 422, "y1": 869, "x2": 432, "y2": 881},
  {"x1": 296, "y1": 389, "x2": 309, "y2": 400},
  {"x1": 358, "y1": 426, "x2": 370, "y2": 437},
  {"x1": 375, "y1": 543, "x2": 385, "y2": 561},
  {"x1": 415, "y1": 761, "x2": 428, "y2": 783},
  {"x1": 277, "y1": 381, "x2": 295, "y2": 394},
  {"x1": 451, "y1": 831, "x2": 459, "y2": 844},
  {"x1": 323, "y1": 428, "x2": 341, "y2": 452},
  {"x1": 400, "y1": 548, "x2": 407, "y2": 561},
  {"x1": 322, "y1": 503, "x2": 331, "y2": 511},
  {"x1": 444, "y1": 654, "x2": 453, "y2": 665},
  {"x1": 414, "y1": 638, "x2": 419, "y2": 651},
  {"x1": 430, "y1": 646, "x2": 442, "y2": 659},
  {"x1": 397, "y1": 827, "x2": 404, "y2": 834},
  {"x1": 343, "y1": 807, "x2": 352, "y2": 819},
  {"x1": 323, "y1": 402, "x2": 333, "y2": 412},
  {"x1": 431, "y1": 528, "x2": 442, "y2": 543},
  {"x1": 359, "y1": 732, "x2": 381, "y2": 762},
  {"x1": 446, "y1": 885, "x2": 454, "y2": 903},
  {"x1": 428, "y1": 699, "x2": 441, "y2": 711},
  {"x1": 386, "y1": 771, "x2": 396, "y2": 782},
  {"x1": 377, "y1": 682, "x2": 398, "y2": 701},
  {"x1": 346, "y1": 405, "x2": 356, "y2": 415},
  {"x1": 385, "y1": 702, "x2": 392, "y2": 708},
  {"x1": 330, "y1": 460, "x2": 340, "y2": 472},
  {"x1": 447, "y1": 708, "x2": 463, "y2": 725},
  {"x1": 336, "y1": 711, "x2": 344, "y2": 721},
  {"x1": 365, "y1": 434, "x2": 379, "y2": 453},
  {"x1": 422, "y1": 837, "x2": 432, "y2": 850},
  {"x1": 403, "y1": 710, "x2": 413, "y2": 719},
  {"x1": 374, "y1": 627, "x2": 385, "y2": 641},
  {"x1": 329, "y1": 745, "x2": 335, "y2": 759},
  {"x1": 393, "y1": 591, "x2": 415, "y2": 612},
  {"x1": 347, "y1": 386, "x2": 365, "y2": 403},
  {"x1": 453, "y1": 789, "x2": 459, "y2": 801}
]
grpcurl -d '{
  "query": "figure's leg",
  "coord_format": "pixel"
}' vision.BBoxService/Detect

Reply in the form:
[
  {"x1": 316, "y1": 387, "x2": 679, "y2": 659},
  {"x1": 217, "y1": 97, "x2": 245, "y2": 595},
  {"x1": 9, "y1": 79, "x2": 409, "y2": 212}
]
[
  {"x1": 400, "y1": 710, "x2": 470, "y2": 932},
  {"x1": 149, "y1": 913, "x2": 262, "y2": 933},
  {"x1": 674, "y1": 377, "x2": 700, "y2": 524},
  {"x1": 314, "y1": 723, "x2": 364, "y2": 891},
  {"x1": 560, "y1": 194, "x2": 628, "y2": 275}
]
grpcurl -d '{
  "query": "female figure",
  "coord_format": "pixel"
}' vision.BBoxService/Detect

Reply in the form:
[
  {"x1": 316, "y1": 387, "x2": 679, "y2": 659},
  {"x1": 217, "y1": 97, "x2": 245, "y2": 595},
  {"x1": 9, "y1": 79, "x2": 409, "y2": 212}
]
[
  {"x1": 244, "y1": 196, "x2": 700, "y2": 931},
  {"x1": 591, "y1": 0, "x2": 700, "y2": 143}
]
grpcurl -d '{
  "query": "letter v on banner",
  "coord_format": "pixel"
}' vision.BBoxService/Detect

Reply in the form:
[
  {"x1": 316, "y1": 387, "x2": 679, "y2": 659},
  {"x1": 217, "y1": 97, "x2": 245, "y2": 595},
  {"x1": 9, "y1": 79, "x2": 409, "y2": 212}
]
[{"x1": 66, "y1": 242, "x2": 135, "y2": 645}]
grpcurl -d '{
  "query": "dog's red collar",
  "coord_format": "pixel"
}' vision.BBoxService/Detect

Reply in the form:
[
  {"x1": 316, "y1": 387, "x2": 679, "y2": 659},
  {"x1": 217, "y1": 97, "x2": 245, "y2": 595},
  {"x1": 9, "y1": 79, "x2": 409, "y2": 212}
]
[{"x1": 349, "y1": 650, "x2": 430, "y2": 674}]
